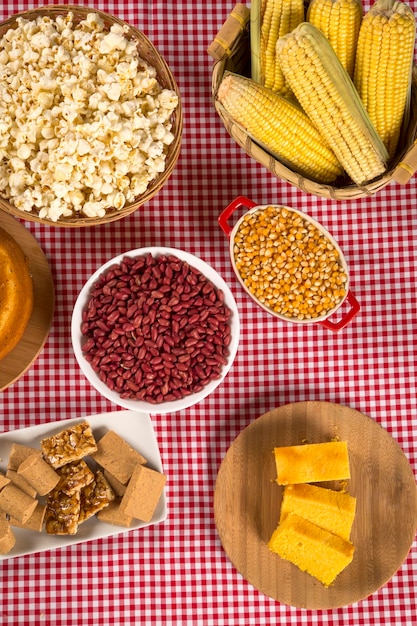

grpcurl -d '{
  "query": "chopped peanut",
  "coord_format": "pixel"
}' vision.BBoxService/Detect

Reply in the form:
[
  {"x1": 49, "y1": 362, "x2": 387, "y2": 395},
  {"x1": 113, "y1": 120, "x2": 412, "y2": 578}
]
[{"x1": 233, "y1": 206, "x2": 348, "y2": 320}]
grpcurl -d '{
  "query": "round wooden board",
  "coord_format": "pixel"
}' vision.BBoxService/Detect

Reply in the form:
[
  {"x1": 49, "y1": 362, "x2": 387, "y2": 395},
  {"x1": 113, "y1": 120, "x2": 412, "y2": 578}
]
[
  {"x1": 214, "y1": 401, "x2": 417, "y2": 609},
  {"x1": 0, "y1": 212, "x2": 55, "y2": 391}
]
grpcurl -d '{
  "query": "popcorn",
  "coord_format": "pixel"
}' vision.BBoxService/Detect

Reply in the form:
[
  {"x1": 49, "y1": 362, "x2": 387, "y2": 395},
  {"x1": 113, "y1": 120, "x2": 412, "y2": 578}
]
[
  {"x1": 99, "y1": 32, "x2": 128, "y2": 54},
  {"x1": 0, "y1": 11, "x2": 179, "y2": 221}
]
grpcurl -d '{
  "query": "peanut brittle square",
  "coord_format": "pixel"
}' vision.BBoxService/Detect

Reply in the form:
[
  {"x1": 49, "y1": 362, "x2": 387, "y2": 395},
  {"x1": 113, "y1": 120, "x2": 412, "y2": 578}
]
[
  {"x1": 41, "y1": 421, "x2": 98, "y2": 469},
  {"x1": 57, "y1": 460, "x2": 95, "y2": 496},
  {"x1": 45, "y1": 489, "x2": 81, "y2": 535},
  {"x1": 78, "y1": 470, "x2": 115, "y2": 523}
]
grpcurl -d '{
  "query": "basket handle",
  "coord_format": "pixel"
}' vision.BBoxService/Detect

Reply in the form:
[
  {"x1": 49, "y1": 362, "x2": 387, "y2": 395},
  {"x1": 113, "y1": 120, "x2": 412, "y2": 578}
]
[
  {"x1": 218, "y1": 195, "x2": 257, "y2": 237},
  {"x1": 319, "y1": 291, "x2": 361, "y2": 332},
  {"x1": 391, "y1": 139, "x2": 417, "y2": 184},
  {"x1": 207, "y1": 4, "x2": 250, "y2": 62}
]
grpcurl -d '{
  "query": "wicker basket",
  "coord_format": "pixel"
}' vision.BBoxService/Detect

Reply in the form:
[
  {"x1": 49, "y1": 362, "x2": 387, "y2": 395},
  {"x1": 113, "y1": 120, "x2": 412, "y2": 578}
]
[
  {"x1": 209, "y1": 4, "x2": 417, "y2": 200},
  {"x1": 0, "y1": 5, "x2": 183, "y2": 227}
]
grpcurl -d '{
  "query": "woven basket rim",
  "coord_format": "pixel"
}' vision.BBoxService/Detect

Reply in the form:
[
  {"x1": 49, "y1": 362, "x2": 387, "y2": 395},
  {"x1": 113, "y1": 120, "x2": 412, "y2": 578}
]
[
  {"x1": 211, "y1": 22, "x2": 417, "y2": 200},
  {"x1": 0, "y1": 5, "x2": 183, "y2": 227}
]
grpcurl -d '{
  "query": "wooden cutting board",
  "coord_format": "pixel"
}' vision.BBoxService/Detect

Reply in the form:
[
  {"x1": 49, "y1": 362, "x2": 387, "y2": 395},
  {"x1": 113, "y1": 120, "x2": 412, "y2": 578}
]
[
  {"x1": 214, "y1": 401, "x2": 417, "y2": 609},
  {"x1": 0, "y1": 212, "x2": 55, "y2": 391}
]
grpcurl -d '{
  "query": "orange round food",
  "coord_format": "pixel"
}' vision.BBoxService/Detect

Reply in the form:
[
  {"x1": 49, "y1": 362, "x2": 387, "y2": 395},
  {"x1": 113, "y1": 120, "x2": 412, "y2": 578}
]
[{"x1": 0, "y1": 226, "x2": 33, "y2": 360}]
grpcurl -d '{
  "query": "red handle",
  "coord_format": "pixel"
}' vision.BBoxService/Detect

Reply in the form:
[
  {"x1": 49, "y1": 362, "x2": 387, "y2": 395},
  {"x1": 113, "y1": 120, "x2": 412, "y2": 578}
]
[
  {"x1": 218, "y1": 196, "x2": 257, "y2": 237},
  {"x1": 319, "y1": 291, "x2": 360, "y2": 332}
]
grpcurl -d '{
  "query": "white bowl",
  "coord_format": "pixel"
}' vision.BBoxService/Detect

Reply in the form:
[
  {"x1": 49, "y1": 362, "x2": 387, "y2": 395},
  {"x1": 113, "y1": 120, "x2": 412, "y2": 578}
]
[{"x1": 71, "y1": 247, "x2": 240, "y2": 413}]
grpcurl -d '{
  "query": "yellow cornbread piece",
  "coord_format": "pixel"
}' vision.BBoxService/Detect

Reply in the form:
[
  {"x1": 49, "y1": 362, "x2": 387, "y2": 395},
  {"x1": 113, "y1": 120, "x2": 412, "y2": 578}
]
[
  {"x1": 268, "y1": 513, "x2": 354, "y2": 587},
  {"x1": 280, "y1": 483, "x2": 356, "y2": 541},
  {"x1": 274, "y1": 441, "x2": 350, "y2": 485}
]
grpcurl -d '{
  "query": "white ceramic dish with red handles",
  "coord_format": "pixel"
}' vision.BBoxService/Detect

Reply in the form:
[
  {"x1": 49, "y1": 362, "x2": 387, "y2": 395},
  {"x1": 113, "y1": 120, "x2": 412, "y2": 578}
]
[{"x1": 218, "y1": 196, "x2": 360, "y2": 332}]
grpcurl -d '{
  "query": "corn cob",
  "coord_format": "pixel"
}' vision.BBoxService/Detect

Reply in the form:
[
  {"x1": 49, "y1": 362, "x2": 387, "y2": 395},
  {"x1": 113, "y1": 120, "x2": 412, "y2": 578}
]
[
  {"x1": 216, "y1": 73, "x2": 343, "y2": 183},
  {"x1": 307, "y1": 0, "x2": 363, "y2": 78},
  {"x1": 277, "y1": 23, "x2": 389, "y2": 185},
  {"x1": 250, "y1": 0, "x2": 304, "y2": 95},
  {"x1": 354, "y1": 0, "x2": 416, "y2": 159}
]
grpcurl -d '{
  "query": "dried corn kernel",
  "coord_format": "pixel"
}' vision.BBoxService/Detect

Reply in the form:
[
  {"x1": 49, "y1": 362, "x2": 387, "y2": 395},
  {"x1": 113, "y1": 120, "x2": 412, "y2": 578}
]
[{"x1": 233, "y1": 206, "x2": 348, "y2": 320}]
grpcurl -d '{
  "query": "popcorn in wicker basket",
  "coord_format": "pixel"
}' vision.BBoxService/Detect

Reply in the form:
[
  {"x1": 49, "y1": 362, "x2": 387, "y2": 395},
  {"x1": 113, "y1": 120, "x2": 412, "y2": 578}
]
[{"x1": 0, "y1": 5, "x2": 183, "y2": 226}]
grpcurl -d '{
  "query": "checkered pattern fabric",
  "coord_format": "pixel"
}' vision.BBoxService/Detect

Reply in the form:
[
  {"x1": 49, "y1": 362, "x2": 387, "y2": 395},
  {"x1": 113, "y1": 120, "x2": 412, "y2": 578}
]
[{"x1": 0, "y1": 1, "x2": 416, "y2": 624}]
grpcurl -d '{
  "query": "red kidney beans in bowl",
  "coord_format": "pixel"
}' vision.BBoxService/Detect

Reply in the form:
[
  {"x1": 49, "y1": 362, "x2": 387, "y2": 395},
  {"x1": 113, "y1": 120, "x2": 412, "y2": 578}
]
[{"x1": 80, "y1": 253, "x2": 233, "y2": 404}]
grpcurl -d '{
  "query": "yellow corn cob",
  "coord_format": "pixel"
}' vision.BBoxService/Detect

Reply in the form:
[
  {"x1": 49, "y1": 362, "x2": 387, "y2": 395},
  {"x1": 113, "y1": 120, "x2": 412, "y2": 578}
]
[
  {"x1": 354, "y1": 0, "x2": 416, "y2": 159},
  {"x1": 216, "y1": 73, "x2": 343, "y2": 183},
  {"x1": 251, "y1": 0, "x2": 304, "y2": 95},
  {"x1": 307, "y1": 0, "x2": 363, "y2": 78},
  {"x1": 277, "y1": 23, "x2": 389, "y2": 185}
]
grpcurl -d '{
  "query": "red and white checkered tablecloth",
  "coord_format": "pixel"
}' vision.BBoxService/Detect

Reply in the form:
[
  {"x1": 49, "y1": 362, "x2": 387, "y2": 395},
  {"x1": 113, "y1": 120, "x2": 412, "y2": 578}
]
[{"x1": 0, "y1": 0, "x2": 416, "y2": 624}]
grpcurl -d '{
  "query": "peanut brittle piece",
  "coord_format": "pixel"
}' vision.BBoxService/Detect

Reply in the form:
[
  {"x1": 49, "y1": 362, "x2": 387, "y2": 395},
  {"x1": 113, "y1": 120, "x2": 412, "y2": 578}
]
[
  {"x1": 45, "y1": 489, "x2": 81, "y2": 535},
  {"x1": 57, "y1": 460, "x2": 95, "y2": 496},
  {"x1": 78, "y1": 470, "x2": 115, "y2": 523},
  {"x1": 41, "y1": 421, "x2": 98, "y2": 469}
]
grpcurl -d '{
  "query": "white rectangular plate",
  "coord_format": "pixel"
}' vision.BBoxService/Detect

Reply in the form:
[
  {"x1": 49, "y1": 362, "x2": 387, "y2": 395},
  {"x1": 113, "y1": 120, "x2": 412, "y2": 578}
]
[{"x1": 0, "y1": 410, "x2": 166, "y2": 560}]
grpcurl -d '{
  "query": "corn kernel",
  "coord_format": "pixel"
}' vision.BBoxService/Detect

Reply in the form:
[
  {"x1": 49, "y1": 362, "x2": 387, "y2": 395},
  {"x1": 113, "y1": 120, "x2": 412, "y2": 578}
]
[
  {"x1": 217, "y1": 73, "x2": 343, "y2": 184},
  {"x1": 353, "y1": 0, "x2": 415, "y2": 159},
  {"x1": 233, "y1": 206, "x2": 348, "y2": 320}
]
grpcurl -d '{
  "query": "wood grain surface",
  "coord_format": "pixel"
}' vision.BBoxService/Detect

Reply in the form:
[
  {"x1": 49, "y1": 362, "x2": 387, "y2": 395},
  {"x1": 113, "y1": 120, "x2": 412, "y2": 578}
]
[
  {"x1": 214, "y1": 401, "x2": 417, "y2": 609},
  {"x1": 0, "y1": 212, "x2": 55, "y2": 391}
]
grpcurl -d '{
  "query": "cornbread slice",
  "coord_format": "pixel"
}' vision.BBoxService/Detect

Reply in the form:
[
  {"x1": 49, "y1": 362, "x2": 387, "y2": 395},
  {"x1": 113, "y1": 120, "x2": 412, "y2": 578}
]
[
  {"x1": 41, "y1": 421, "x2": 98, "y2": 469},
  {"x1": 274, "y1": 441, "x2": 350, "y2": 485},
  {"x1": 280, "y1": 484, "x2": 356, "y2": 540},
  {"x1": 92, "y1": 430, "x2": 147, "y2": 484},
  {"x1": 45, "y1": 489, "x2": 81, "y2": 535},
  {"x1": 78, "y1": 470, "x2": 115, "y2": 523},
  {"x1": 268, "y1": 513, "x2": 354, "y2": 587}
]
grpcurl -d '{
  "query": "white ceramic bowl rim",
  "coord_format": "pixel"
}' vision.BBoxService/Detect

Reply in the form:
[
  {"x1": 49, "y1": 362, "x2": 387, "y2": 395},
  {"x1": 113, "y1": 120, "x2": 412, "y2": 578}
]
[
  {"x1": 228, "y1": 204, "x2": 350, "y2": 324},
  {"x1": 71, "y1": 247, "x2": 240, "y2": 414}
]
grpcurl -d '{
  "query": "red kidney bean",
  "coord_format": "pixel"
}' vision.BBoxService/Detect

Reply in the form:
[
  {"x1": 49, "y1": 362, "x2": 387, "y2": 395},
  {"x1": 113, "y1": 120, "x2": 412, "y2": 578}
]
[
  {"x1": 156, "y1": 335, "x2": 164, "y2": 349},
  {"x1": 82, "y1": 337, "x2": 95, "y2": 353},
  {"x1": 80, "y1": 253, "x2": 234, "y2": 404}
]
